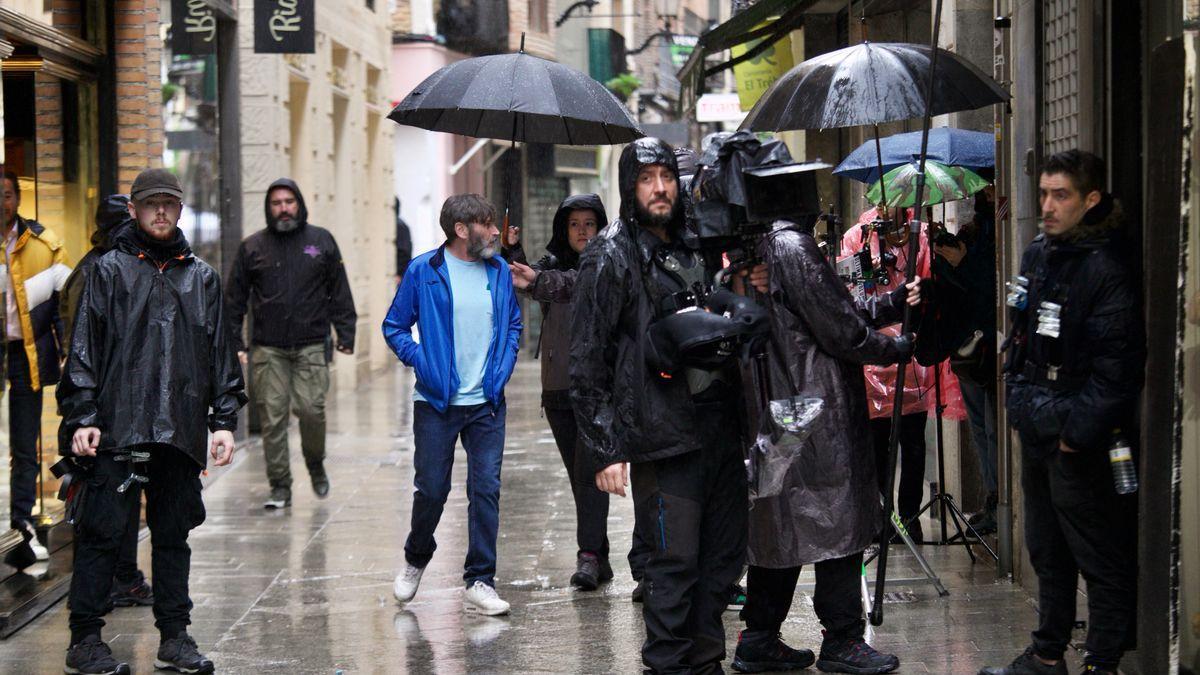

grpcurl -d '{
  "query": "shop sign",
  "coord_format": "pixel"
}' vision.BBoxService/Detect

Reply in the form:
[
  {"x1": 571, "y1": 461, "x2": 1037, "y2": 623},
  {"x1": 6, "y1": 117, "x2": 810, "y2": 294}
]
[
  {"x1": 171, "y1": 0, "x2": 218, "y2": 55},
  {"x1": 731, "y1": 21, "x2": 795, "y2": 112},
  {"x1": 254, "y1": 0, "x2": 316, "y2": 54},
  {"x1": 696, "y1": 93, "x2": 745, "y2": 123},
  {"x1": 670, "y1": 35, "x2": 698, "y2": 70}
]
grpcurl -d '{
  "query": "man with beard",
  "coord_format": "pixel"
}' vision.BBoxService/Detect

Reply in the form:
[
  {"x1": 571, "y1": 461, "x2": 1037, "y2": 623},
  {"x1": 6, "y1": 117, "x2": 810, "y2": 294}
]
[
  {"x1": 384, "y1": 194, "x2": 522, "y2": 616},
  {"x1": 58, "y1": 168, "x2": 245, "y2": 675},
  {"x1": 571, "y1": 138, "x2": 748, "y2": 673},
  {"x1": 225, "y1": 178, "x2": 357, "y2": 509}
]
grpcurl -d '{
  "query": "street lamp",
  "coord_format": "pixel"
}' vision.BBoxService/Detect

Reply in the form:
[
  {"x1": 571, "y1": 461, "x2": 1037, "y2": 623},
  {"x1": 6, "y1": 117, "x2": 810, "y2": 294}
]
[
  {"x1": 628, "y1": 0, "x2": 681, "y2": 55},
  {"x1": 554, "y1": 0, "x2": 600, "y2": 28}
]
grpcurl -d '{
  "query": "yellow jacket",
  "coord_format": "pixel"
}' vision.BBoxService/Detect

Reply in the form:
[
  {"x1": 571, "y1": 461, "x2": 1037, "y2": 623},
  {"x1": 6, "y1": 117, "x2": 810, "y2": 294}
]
[{"x1": 2, "y1": 217, "x2": 72, "y2": 391}]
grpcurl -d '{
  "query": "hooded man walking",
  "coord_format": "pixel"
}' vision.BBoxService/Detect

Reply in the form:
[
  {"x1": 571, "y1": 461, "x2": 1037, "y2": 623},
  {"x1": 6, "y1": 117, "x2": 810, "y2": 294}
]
[
  {"x1": 58, "y1": 168, "x2": 246, "y2": 675},
  {"x1": 226, "y1": 178, "x2": 357, "y2": 509},
  {"x1": 571, "y1": 138, "x2": 748, "y2": 674}
]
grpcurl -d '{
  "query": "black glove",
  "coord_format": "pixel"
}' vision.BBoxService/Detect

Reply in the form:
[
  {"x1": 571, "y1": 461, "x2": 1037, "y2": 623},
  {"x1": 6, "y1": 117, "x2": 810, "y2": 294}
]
[{"x1": 893, "y1": 333, "x2": 916, "y2": 361}]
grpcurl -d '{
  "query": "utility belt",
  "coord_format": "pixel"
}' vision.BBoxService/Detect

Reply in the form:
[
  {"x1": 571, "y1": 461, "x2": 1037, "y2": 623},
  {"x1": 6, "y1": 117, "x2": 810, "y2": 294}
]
[
  {"x1": 51, "y1": 449, "x2": 152, "y2": 526},
  {"x1": 1020, "y1": 361, "x2": 1087, "y2": 391}
]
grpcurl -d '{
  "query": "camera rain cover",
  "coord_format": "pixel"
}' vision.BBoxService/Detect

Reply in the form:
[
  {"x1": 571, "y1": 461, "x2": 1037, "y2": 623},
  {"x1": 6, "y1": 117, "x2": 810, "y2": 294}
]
[
  {"x1": 692, "y1": 131, "x2": 795, "y2": 244},
  {"x1": 750, "y1": 395, "x2": 825, "y2": 500}
]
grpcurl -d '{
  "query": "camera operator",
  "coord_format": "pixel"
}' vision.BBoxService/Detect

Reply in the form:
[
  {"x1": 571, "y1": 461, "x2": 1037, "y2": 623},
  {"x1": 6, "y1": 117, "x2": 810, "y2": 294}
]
[
  {"x1": 570, "y1": 138, "x2": 748, "y2": 673},
  {"x1": 733, "y1": 218, "x2": 919, "y2": 675},
  {"x1": 982, "y1": 151, "x2": 1143, "y2": 675}
]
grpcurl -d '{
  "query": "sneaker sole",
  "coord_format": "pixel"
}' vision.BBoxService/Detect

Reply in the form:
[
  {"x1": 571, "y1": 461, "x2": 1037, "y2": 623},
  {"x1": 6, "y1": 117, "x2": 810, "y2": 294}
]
[
  {"x1": 725, "y1": 603, "x2": 745, "y2": 612},
  {"x1": 262, "y1": 502, "x2": 290, "y2": 509},
  {"x1": 732, "y1": 655, "x2": 817, "y2": 673},
  {"x1": 111, "y1": 597, "x2": 154, "y2": 607},
  {"x1": 570, "y1": 573, "x2": 599, "y2": 591},
  {"x1": 154, "y1": 659, "x2": 214, "y2": 674},
  {"x1": 463, "y1": 602, "x2": 510, "y2": 616},
  {"x1": 816, "y1": 659, "x2": 899, "y2": 674},
  {"x1": 65, "y1": 666, "x2": 131, "y2": 675}
]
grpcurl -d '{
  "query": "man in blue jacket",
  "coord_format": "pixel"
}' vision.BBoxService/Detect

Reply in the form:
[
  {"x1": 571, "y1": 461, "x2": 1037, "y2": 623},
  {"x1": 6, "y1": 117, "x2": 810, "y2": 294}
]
[{"x1": 383, "y1": 193, "x2": 522, "y2": 616}]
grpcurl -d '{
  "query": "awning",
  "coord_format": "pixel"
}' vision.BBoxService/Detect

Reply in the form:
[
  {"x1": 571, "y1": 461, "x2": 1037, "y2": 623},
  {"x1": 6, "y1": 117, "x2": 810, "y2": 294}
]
[{"x1": 677, "y1": 0, "x2": 819, "y2": 113}]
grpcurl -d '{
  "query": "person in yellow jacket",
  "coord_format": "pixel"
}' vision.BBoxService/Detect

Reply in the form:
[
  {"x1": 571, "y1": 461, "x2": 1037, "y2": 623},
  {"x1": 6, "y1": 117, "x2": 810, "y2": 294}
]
[{"x1": 0, "y1": 171, "x2": 71, "y2": 570}]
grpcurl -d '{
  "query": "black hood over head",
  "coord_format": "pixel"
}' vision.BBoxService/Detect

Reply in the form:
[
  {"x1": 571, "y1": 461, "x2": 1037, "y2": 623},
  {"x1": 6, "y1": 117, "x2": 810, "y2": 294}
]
[
  {"x1": 618, "y1": 137, "x2": 684, "y2": 231},
  {"x1": 93, "y1": 194, "x2": 133, "y2": 248},
  {"x1": 548, "y1": 193, "x2": 608, "y2": 269},
  {"x1": 264, "y1": 178, "x2": 309, "y2": 232}
]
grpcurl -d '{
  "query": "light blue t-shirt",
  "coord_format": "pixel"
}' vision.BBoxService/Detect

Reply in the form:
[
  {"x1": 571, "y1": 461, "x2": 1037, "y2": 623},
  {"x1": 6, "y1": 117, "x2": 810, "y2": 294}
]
[{"x1": 414, "y1": 252, "x2": 494, "y2": 406}]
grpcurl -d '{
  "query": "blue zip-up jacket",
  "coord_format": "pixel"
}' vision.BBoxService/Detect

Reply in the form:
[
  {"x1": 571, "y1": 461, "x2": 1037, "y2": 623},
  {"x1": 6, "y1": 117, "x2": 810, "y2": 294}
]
[{"x1": 383, "y1": 244, "x2": 522, "y2": 412}]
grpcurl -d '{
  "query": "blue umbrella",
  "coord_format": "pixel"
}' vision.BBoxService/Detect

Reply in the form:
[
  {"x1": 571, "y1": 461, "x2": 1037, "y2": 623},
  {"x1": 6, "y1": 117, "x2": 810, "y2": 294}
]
[{"x1": 833, "y1": 128, "x2": 994, "y2": 184}]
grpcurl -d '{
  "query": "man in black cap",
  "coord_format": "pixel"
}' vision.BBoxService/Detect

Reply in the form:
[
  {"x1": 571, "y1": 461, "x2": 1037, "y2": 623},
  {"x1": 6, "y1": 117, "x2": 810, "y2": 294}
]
[
  {"x1": 225, "y1": 178, "x2": 357, "y2": 509},
  {"x1": 571, "y1": 138, "x2": 748, "y2": 673},
  {"x1": 58, "y1": 167, "x2": 246, "y2": 675}
]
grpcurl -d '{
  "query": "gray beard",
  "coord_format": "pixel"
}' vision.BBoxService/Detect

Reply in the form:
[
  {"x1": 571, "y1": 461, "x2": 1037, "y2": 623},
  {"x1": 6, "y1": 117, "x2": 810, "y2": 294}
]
[
  {"x1": 468, "y1": 232, "x2": 496, "y2": 259},
  {"x1": 274, "y1": 217, "x2": 298, "y2": 232}
]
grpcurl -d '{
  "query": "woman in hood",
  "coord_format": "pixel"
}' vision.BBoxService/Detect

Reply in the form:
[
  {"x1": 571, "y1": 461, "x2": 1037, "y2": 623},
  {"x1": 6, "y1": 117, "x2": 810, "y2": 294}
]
[{"x1": 509, "y1": 193, "x2": 611, "y2": 590}]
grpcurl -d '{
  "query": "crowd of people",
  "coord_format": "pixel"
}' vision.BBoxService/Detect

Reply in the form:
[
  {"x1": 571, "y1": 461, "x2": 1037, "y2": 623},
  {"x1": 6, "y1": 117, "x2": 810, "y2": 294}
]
[{"x1": 0, "y1": 138, "x2": 1143, "y2": 675}]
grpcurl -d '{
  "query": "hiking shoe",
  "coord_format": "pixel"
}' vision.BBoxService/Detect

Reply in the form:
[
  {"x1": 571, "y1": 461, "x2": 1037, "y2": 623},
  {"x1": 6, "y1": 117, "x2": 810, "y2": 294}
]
[
  {"x1": 571, "y1": 552, "x2": 602, "y2": 591},
  {"x1": 155, "y1": 633, "x2": 214, "y2": 674},
  {"x1": 463, "y1": 580, "x2": 510, "y2": 616},
  {"x1": 599, "y1": 557, "x2": 614, "y2": 582},
  {"x1": 393, "y1": 563, "x2": 425, "y2": 602},
  {"x1": 732, "y1": 630, "x2": 816, "y2": 673},
  {"x1": 110, "y1": 572, "x2": 154, "y2": 608},
  {"x1": 978, "y1": 647, "x2": 1068, "y2": 675},
  {"x1": 817, "y1": 633, "x2": 900, "y2": 674},
  {"x1": 263, "y1": 486, "x2": 291, "y2": 509},
  {"x1": 18, "y1": 520, "x2": 49, "y2": 560},
  {"x1": 64, "y1": 634, "x2": 130, "y2": 675},
  {"x1": 727, "y1": 583, "x2": 747, "y2": 611},
  {"x1": 632, "y1": 580, "x2": 645, "y2": 603},
  {"x1": 308, "y1": 463, "x2": 330, "y2": 499}
]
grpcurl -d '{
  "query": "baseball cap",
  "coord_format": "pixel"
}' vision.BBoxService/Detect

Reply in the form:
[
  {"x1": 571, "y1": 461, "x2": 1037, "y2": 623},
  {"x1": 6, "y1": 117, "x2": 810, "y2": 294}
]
[{"x1": 130, "y1": 168, "x2": 183, "y2": 201}]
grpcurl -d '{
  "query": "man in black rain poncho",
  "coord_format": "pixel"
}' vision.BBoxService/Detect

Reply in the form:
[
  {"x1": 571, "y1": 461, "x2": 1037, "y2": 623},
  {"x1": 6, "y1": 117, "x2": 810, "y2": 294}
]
[
  {"x1": 571, "y1": 138, "x2": 748, "y2": 673},
  {"x1": 57, "y1": 169, "x2": 246, "y2": 675}
]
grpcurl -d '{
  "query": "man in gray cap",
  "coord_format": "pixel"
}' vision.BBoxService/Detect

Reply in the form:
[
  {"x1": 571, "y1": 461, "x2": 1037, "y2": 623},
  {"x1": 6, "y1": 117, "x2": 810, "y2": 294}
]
[{"x1": 59, "y1": 167, "x2": 245, "y2": 675}]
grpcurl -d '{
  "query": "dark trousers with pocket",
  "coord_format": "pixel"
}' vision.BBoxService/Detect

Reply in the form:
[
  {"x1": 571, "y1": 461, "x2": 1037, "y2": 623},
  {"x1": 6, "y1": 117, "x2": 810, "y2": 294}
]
[
  {"x1": 741, "y1": 553, "x2": 865, "y2": 640},
  {"x1": 871, "y1": 414, "x2": 928, "y2": 527},
  {"x1": 1022, "y1": 447, "x2": 1138, "y2": 670},
  {"x1": 7, "y1": 341, "x2": 42, "y2": 528},
  {"x1": 544, "y1": 406, "x2": 610, "y2": 560},
  {"x1": 68, "y1": 447, "x2": 205, "y2": 645},
  {"x1": 631, "y1": 405, "x2": 748, "y2": 675}
]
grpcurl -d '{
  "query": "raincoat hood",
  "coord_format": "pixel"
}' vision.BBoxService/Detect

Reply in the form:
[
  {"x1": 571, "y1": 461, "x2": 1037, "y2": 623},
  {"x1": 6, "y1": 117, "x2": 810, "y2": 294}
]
[
  {"x1": 264, "y1": 178, "x2": 309, "y2": 233},
  {"x1": 548, "y1": 193, "x2": 608, "y2": 270},
  {"x1": 93, "y1": 194, "x2": 133, "y2": 248},
  {"x1": 618, "y1": 137, "x2": 683, "y2": 230}
]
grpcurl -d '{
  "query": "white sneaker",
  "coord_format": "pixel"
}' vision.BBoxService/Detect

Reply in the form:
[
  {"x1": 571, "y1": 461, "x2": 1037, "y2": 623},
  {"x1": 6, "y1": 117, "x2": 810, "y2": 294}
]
[
  {"x1": 463, "y1": 581, "x2": 510, "y2": 616},
  {"x1": 18, "y1": 521, "x2": 48, "y2": 560},
  {"x1": 393, "y1": 564, "x2": 425, "y2": 603}
]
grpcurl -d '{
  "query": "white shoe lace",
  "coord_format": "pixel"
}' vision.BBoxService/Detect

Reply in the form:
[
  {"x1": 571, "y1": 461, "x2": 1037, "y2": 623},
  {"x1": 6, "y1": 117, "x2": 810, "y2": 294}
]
[
  {"x1": 403, "y1": 565, "x2": 422, "y2": 583},
  {"x1": 470, "y1": 581, "x2": 499, "y2": 602}
]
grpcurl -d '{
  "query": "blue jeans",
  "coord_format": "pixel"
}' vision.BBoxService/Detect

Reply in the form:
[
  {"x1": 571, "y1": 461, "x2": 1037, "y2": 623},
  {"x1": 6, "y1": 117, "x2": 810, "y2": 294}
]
[
  {"x1": 959, "y1": 376, "x2": 998, "y2": 494},
  {"x1": 405, "y1": 400, "x2": 506, "y2": 587}
]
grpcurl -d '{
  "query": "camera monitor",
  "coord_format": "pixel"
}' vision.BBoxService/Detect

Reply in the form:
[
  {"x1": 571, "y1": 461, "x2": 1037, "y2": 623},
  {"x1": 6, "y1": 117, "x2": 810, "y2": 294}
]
[{"x1": 742, "y1": 161, "x2": 831, "y2": 224}]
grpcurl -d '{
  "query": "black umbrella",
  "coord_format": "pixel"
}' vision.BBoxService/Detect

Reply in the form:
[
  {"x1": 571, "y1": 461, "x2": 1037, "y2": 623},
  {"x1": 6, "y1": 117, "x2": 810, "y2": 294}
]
[
  {"x1": 388, "y1": 37, "x2": 642, "y2": 146},
  {"x1": 740, "y1": 42, "x2": 1008, "y2": 132}
]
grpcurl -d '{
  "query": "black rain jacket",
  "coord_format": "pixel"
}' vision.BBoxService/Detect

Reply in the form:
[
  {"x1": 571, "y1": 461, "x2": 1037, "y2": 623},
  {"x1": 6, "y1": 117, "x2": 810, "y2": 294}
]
[
  {"x1": 570, "y1": 139, "x2": 713, "y2": 468},
  {"x1": 57, "y1": 227, "x2": 247, "y2": 466},
  {"x1": 1004, "y1": 200, "x2": 1145, "y2": 455},
  {"x1": 225, "y1": 178, "x2": 357, "y2": 352}
]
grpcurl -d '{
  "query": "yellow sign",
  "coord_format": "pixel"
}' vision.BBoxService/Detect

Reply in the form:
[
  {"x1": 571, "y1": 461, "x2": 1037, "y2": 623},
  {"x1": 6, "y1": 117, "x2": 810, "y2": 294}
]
[{"x1": 731, "y1": 23, "x2": 795, "y2": 112}]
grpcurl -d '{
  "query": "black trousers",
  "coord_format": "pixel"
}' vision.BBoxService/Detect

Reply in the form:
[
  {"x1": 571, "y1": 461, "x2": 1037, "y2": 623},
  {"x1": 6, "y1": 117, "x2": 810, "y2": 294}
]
[
  {"x1": 544, "y1": 407, "x2": 610, "y2": 559},
  {"x1": 1022, "y1": 448, "x2": 1137, "y2": 670},
  {"x1": 742, "y1": 553, "x2": 865, "y2": 640},
  {"x1": 7, "y1": 341, "x2": 41, "y2": 528},
  {"x1": 114, "y1": 498, "x2": 142, "y2": 586},
  {"x1": 631, "y1": 405, "x2": 748, "y2": 675},
  {"x1": 871, "y1": 414, "x2": 927, "y2": 525},
  {"x1": 68, "y1": 448, "x2": 205, "y2": 644}
]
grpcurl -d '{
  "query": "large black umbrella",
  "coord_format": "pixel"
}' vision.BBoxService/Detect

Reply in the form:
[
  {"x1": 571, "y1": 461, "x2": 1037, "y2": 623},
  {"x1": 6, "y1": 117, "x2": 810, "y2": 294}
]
[
  {"x1": 389, "y1": 38, "x2": 642, "y2": 146},
  {"x1": 741, "y1": 42, "x2": 1008, "y2": 132}
]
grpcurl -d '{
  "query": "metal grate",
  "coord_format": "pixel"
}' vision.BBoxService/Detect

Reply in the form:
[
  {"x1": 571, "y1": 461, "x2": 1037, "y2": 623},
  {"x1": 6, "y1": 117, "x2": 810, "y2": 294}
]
[{"x1": 1043, "y1": 0, "x2": 1080, "y2": 154}]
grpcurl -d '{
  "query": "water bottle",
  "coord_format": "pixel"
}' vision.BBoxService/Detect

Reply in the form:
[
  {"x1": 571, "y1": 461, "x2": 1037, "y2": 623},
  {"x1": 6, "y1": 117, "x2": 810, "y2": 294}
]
[{"x1": 1109, "y1": 431, "x2": 1138, "y2": 495}]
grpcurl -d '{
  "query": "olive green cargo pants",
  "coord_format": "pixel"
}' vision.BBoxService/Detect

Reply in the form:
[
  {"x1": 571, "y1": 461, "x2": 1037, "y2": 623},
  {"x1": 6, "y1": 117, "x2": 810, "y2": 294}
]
[{"x1": 251, "y1": 343, "x2": 329, "y2": 490}]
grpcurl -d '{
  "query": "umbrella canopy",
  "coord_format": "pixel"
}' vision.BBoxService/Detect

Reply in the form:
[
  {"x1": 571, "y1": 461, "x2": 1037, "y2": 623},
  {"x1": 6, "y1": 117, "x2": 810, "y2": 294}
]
[
  {"x1": 866, "y1": 160, "x2": 989, "y2": 208},
  {"x1": 389, "y1": 50, "x2": 642, "y2": 146},
  {"x1": 834, "y1": 128, "x2": 995, "y2": 184},
  {"x1": 740, "y1": 42, "x2": 1009, "y2": 132}
]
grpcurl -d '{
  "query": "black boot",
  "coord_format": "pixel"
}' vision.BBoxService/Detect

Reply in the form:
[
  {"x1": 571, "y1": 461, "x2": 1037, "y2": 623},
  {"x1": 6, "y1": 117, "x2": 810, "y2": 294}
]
[
  {"x1": 156, "y1": 633, "x2": 215, "y2": 674},
  {"x1": 571, "y1": 552, "x2": 602, "y2": 590},
  {"x1": 978, "y1": 647, "x2": 1068, "y2": 675},
  {"x1": 732, "y1": 630, "x2": 816, "y2": 673},
  {"x1": 308, "y1": 462, "x2": 330, "y2": 499},
  {"x1": 65, "y1": 635, "x2": 130, "y2": 675},
  {"x1": 816, "y1": 632, "x2": 899, "y2": 674}
]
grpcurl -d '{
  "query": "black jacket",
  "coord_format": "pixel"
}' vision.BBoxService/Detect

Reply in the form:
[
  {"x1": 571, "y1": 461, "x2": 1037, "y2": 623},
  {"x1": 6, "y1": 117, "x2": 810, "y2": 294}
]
[
  {"x1": 57, "y1": 227, "x2": 247, "y2": 466},
  {"x1": 1004, "y1": 202, "x2": 1145, "y2": 455},
  {"x1": 225, "y1": 178, "x2": 357, "y2": 352}
]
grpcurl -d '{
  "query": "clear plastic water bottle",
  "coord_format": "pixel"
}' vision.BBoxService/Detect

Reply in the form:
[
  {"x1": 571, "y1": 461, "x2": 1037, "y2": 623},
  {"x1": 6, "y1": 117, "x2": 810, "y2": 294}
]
[{"x1": 1109, "y1": 431, "x2": 1138, "y2": 495}]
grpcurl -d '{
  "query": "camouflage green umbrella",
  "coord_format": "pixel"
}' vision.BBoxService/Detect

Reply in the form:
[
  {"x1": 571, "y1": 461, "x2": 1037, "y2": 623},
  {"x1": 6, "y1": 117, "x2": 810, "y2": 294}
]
[{"x1": 866, "y1": 159, "x2": 989, "y2": 207}]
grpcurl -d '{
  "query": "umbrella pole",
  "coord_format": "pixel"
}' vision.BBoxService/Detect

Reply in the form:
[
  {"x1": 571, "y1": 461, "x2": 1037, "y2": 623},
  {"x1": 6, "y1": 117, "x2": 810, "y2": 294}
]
[
  {"x1": 870, "y1": 0, "x2": 946, "y2": 628},
  {"x1": 873, "y1": 125, "x2": 889, "y2": 207}
]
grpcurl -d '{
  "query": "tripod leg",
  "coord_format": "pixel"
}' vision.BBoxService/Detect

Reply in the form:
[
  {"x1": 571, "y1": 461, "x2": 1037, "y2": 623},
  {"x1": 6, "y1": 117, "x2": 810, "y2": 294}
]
[
  {"x1": 945, "y1": 499, "x2": 978, "y2": 564},
  {"x1": 945, "y1": 496, "x2": 999, "y2": 562}
]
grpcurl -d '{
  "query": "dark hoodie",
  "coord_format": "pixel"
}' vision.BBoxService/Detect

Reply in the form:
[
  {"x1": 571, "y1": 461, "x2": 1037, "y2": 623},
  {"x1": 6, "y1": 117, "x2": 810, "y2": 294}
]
[
  {"x1": 570, "y1": 138, "x2": 718, "y2": 467},
  {"x1": 61, "y1": 194, "x2": 133, "y2": 347},
  {"x1": 1004, "y1": 196, "x2": 1145, "y2": 454},
  {"x1": 521, "y1": 194, "x2": 607, "y2": 409},
  {"x1": 225, "y1": 178, "x2": 357, "y2": 353}
]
